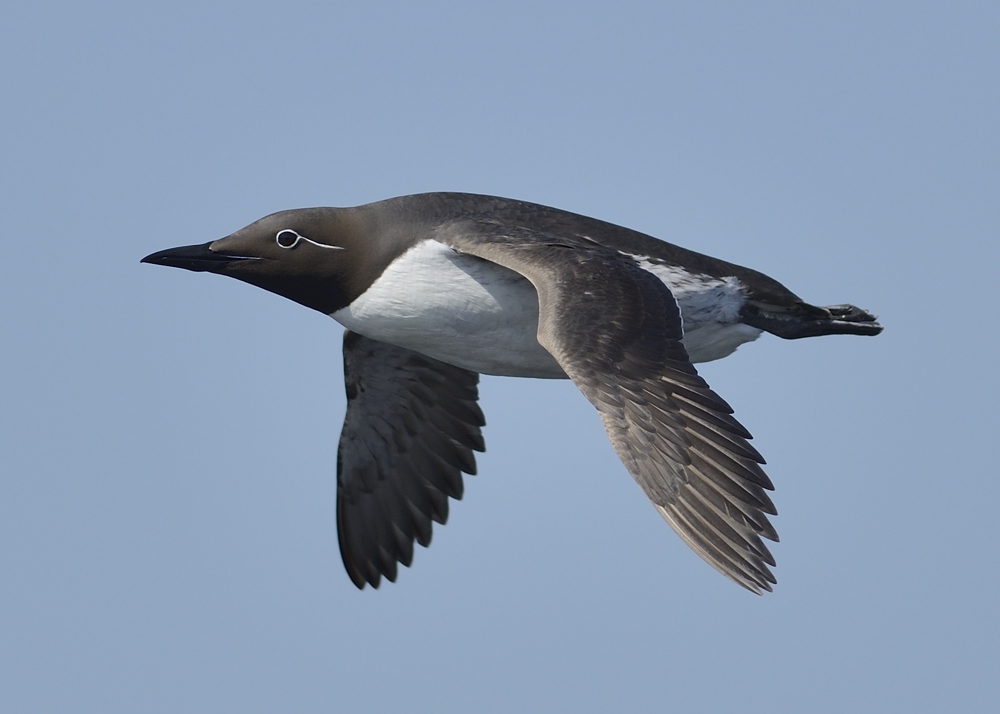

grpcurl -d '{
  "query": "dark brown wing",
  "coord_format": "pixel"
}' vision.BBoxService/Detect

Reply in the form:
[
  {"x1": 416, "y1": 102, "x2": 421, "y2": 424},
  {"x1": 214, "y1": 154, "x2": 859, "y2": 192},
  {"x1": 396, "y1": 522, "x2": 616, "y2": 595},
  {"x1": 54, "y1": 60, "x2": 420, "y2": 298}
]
[
  {"x1": 337, "y1": 331, "x2": 485, "y2": 588},
  {"x1": 444, "y1": 225, "x2": 778, "y2": 593}
]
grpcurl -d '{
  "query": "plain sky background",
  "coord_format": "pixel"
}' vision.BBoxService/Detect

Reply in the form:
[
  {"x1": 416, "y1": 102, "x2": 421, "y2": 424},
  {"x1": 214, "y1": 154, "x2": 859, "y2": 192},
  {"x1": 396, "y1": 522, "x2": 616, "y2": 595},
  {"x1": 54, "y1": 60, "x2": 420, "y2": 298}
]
[{"x1": 2, "y1": 2, "x2": 997, "y2": 712}]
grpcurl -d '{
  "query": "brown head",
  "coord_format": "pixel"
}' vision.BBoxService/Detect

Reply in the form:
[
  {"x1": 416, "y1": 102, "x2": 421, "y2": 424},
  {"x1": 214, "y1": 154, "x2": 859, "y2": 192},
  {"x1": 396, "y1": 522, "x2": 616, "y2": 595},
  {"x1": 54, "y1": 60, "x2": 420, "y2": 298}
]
[{"x1": 141, "y1": 206, "x2": 398, "y2": 314}]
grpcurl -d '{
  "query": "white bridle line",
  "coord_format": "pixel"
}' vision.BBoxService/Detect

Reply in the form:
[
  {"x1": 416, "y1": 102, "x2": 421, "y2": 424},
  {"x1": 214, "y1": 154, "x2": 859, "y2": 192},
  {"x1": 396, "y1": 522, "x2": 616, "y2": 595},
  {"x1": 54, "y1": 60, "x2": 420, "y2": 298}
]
[
  {"x1": 276, "y1": 230, "x2": 345, "y2": 251},
  {"x1": 298, "y1": 235, "x2": 345, "y2": 250}
]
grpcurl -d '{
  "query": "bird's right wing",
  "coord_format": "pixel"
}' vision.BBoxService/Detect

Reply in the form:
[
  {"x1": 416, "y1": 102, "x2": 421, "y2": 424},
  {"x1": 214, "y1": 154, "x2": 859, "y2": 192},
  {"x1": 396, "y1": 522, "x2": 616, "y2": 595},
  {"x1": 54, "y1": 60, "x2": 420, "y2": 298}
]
[{"x1": 337, "y1": 330, "x2": 485, "y2": 589}]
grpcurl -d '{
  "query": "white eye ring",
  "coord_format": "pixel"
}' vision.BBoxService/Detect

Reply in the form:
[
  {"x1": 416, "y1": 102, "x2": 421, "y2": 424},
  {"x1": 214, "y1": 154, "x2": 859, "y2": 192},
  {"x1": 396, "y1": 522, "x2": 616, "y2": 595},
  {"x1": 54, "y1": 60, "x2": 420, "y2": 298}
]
[
  {"x1": 274, "y1": 229, "x2": 344, "y2": 251},
  {"x1": 276, "y1": 229, "x2": 301, "y2": 248}
]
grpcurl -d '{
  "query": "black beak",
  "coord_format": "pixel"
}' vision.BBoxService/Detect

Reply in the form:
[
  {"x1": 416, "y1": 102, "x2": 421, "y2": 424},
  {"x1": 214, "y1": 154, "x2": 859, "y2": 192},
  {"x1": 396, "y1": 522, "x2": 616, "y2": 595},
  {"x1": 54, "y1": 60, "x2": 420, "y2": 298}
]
[{"x1": 141, "y1": 242, "x2": 257, "y2": 272}]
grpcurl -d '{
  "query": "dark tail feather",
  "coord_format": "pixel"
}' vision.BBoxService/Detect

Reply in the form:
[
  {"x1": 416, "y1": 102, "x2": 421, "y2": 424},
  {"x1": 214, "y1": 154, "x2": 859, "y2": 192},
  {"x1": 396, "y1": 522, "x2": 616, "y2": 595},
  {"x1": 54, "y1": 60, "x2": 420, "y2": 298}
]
[{"x1": 741, "y1": 301, "x2": 883, "y2": 339}]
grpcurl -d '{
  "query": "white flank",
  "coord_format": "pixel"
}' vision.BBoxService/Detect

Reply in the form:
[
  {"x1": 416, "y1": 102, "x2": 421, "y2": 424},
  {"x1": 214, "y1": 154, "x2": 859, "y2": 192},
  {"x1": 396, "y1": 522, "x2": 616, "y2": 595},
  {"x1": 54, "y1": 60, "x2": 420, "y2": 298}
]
[
  {"x1": 332, "y1": 240, "x2": 565, "y2": 378},
  {"x1": 627, "y1": 254, "x2": 762, "y2": 363},
  {"x1": 334, "y1": 240, "x2": 763, "y2": 375}
]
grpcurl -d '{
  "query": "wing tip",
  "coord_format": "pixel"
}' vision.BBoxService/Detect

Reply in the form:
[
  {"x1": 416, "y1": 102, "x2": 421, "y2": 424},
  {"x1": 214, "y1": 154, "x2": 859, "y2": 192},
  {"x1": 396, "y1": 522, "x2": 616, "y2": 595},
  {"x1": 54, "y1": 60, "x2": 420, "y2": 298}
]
[{"x1": 657, "y1": 503, "x2": 778, "y2": 595}]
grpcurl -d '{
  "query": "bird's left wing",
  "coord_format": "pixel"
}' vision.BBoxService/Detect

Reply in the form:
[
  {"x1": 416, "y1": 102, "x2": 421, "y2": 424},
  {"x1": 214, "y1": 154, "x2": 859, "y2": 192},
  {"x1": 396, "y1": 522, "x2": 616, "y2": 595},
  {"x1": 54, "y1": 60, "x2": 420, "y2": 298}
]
[
  {"x1": 337, "y1": 331, "x2": 485, "y2": 588},
  {"x1": 441, "y1": 222, "x2": 779, "y2": 593}
]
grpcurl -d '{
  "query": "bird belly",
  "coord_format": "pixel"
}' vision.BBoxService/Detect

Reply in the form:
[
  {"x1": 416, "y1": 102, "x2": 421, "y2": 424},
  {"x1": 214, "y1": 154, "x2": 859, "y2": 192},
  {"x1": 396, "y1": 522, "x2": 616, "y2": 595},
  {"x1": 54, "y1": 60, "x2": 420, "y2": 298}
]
[
  {"x1": 332, "y1": 240, "x2": 765, "y2": 375},
  {"x1": 331, "y1": 240, "x2": 566, "y2": 378}
]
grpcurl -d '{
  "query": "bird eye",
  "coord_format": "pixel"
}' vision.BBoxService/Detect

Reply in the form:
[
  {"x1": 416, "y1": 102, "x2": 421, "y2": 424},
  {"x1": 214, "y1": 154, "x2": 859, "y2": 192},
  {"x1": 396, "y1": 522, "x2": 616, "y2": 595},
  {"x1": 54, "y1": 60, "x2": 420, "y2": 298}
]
[{"x1": 276, "y1": 230, "x2": 300, "y2": 249}]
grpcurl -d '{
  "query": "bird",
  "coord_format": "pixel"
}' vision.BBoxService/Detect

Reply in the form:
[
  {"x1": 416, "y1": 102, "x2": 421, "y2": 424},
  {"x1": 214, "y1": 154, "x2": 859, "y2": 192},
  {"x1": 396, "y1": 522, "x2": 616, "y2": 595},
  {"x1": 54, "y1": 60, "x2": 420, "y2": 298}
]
[{"x1": 142, "y1": 192, "x2": 882, "y2": 594}]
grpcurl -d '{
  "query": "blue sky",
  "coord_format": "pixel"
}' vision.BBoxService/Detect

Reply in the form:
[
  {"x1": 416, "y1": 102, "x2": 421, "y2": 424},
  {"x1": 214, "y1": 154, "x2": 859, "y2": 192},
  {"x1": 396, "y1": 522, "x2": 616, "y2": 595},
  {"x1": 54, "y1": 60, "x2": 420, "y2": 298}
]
[{"x1": 2, "y1": 2, "x2": 997, "y2": 712}]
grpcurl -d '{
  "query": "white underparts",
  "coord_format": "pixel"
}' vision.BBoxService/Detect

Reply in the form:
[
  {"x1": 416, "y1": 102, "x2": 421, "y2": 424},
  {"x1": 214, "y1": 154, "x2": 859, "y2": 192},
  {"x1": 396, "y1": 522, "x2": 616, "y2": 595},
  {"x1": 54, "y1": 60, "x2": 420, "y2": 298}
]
[
  {"x1": 626, "y1": 255, "x2": 762, "y2": 363},
  {"x1": 331, "y1": 240, "x2": 763, "y2": 377},
  {"x1": 332, "y1": 240, "x2": 565, "y2": 378}
]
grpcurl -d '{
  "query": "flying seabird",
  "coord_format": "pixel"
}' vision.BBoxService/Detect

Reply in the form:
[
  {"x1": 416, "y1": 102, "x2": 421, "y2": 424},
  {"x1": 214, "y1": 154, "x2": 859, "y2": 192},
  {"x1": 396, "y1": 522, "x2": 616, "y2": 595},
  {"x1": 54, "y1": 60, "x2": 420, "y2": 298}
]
[{"x1": 142, "y1": 192, "x2": 882, "y2": 593}]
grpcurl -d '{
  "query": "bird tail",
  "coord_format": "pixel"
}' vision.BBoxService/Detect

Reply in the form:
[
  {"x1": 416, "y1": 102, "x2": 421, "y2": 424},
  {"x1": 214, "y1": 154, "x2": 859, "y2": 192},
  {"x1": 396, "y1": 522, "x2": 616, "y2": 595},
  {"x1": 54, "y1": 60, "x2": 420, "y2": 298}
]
[{"x1": 740, "y1": 300, "x2": 883, "y2": 339}]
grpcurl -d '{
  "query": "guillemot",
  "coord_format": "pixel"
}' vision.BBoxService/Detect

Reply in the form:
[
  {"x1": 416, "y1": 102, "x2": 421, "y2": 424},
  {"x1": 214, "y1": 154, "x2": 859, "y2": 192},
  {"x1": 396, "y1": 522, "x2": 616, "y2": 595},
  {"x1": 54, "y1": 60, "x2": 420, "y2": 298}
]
[{"x1": 142, "y1": 192, "x2": 882, "y2": 594}]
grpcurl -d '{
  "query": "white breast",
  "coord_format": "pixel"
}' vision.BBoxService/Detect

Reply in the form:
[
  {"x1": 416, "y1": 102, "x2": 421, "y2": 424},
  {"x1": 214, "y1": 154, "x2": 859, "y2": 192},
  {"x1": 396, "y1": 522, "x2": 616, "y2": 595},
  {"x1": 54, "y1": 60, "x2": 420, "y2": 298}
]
[
  {"x1": 331, "y1": 240, "x2": 565, "y2": 378},
  {"x1": 332, "y1": 240, "x2": 763, "y2": 376}
]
